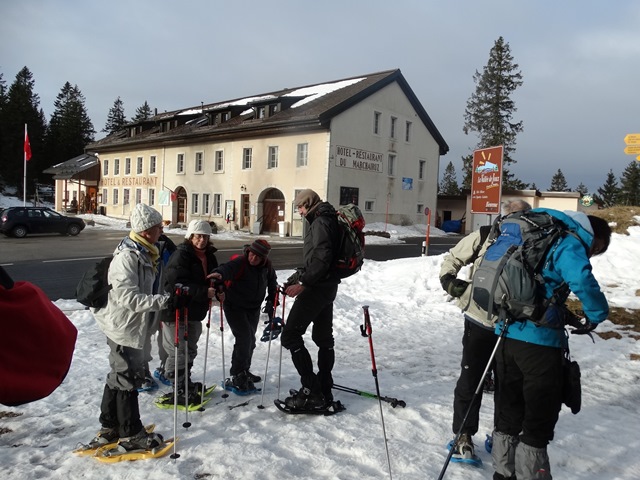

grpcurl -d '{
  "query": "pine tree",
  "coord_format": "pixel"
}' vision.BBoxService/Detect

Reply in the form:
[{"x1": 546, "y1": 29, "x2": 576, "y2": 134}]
[
  {"x1": 462, "y1": 36, "x2": 526, "y2": 191},
  {"x1": 103, "y1": 96, "x2": 126, "y2": 134},
  {"x1": 439, "y1": 161, "x2": 461, "y2": 195},
  {"x1": 596, "y1": 169, "x2": 620, "y2": 207},
  {"x1": 131, "y1": 100, "x2": 153, "y2": 122},
  {"x1": 549, "y1": 169, "x2": 570, "y2": 192},
  {"x1": 44, "y1": 82, "x2": 95, "y2": 170},
  {"x1": 575, "y1": 182, "x2": 588, "y2": 196},
  {"x1": 0, "y1": 67, "x2": 47, "y2": 194},
  {"x1": 618, "y1": 161, "x2": 640, "y2": 206}
]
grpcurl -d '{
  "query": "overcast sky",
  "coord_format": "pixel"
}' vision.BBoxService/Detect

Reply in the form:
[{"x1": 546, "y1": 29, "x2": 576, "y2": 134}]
[{"x1": 2, "y1": 0, "x2": 639, "y2": 193}]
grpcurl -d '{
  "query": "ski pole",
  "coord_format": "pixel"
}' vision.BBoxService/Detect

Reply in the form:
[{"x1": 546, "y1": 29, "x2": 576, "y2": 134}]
[
  {"x1": 219, "y1": 298, "x2": 228, "y2": 399},
  {"x1": 199, "y1": 280, "x2": 214, "y2": 410},
  {"x1": 332, "y1": 384, "x2": 406, "y2": 408},
  {"x1": 258, "y1": 286, "x2": 281, "y2": 409},
  {"x1": 361, "y1": 305, "x2": 393, "y2": 480},
  {"x1": 182, "y1": 286, "x2": 191, "y2": 429},
  {"x1": 170, "y1": 284, "x2": 182, "y2": 460},
  {"x1": 276, "y1": 288, "x2": 286, "y2": 400},
  {"x1": 437, "y1": 319, "x2": 508, "y2": 480}
]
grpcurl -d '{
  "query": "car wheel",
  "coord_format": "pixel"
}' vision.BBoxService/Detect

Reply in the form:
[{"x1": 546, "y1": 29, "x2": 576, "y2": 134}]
[
  {"x1": 67, "y1": 224, "x2": 81, "y2": 236},
  {"x1": 12, "y1": 225, "x2": 28, "y2": 238}
]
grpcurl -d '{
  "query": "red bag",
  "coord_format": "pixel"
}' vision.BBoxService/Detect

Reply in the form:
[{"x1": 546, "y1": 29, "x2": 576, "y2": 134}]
[{"x1": 0, "y1": 276, "x2": 77, "y2": 406}]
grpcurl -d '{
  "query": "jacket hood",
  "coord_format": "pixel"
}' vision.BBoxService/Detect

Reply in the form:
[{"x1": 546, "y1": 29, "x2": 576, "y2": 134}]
[{"x1": 533, "y1": 208, "x2": 594, "y2": 248}]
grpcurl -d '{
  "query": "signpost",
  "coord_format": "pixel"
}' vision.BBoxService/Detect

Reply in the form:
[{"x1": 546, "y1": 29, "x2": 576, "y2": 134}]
[
  {"x1": 624, "y1": 134, "x2": 640, "y2": 161},
  {"x1": 422, "y1": 207, "x2": 431, "y2": 257},
  {"x1": 470, "y1": 146, "x2": 503, "y2": 214}
]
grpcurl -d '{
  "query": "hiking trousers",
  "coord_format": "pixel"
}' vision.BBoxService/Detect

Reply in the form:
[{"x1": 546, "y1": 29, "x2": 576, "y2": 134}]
[
  {"x1": 452, "y1": 318, "x2": 498, "y2": 436},
  {"x1": 224, "y1": 304, "x2": 261, "y2": 376}
]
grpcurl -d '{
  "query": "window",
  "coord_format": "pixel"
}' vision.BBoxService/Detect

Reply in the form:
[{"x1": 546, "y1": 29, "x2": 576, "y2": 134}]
[
  {"x1": 123, "y1": 188, "x2": 130, "y2": 205},
  {"x1": 390, "y1": 116, "x2": 397, "y2": 139},
  {"x1": 125, "y1": 157, "x2": 131, "y2": 175},
  {"x1": 339, "y1": 186, "x2": 359, "y2": 206},
  {"x1": 149, "y1": 188, "x2": 155, "y2": 206},
  {"x1": 388, "y1": 154, "x2": 396, "y2": 176},
  {"x1": 215, "y1": 151, "x2": 224, "y2": 172},
  {"x1": 103, "y1": 159, "x2": 109, "y2": 176},
  {"x1": 417, "y1": 204, "x2": 424, "y2": 214},
  {"x1": 135, "y1": 189, "x2": 142, "y2": 204},
  {"x1": 257, "y1": 106, "x2": 265, "y2": 119},
  {"x1": 114, "y1": 159, "x2": 120, "y2": 175},
  {"x1": 405, "y1": 121, "x2": 412, "y2": 142},
  {"x1": 364, "y1": 200, "x2": 374, "y2": 211},
  {"x1": 213, "y1": 194, "x2": 222, "y2": 215},
  {"x1": 373, "y1": 111, "x2": 381, "y2": 135},
  {"x1": 296, "y1": 143, "x2": 308, "y2": 167},
  {"x1": 269, "y1": 104, "x2": 279, "y2": 116},
  {"x1": 149, "y1": 155, "x2": 157, "y2": 174},
  {"x1": 202, "y1": 193, "x2": 210, "y2": 215},
  {"x1": 102, "y1": 188, "x2": 108, "y2": 204},
  {"x1": 242, "y1": 148, "x2": 252, "y2": 169},
  {"x1": 195, "y1": 152, "x2": 204, "y2": 173},
  {"x1": 177, "y1": 153, "x2": 185, "y2": 174},
  {"x1": 268, "y1": 146, "x2": 278, "y2": 169},
  {"x1": 113, "y1": 188, "x2": 119, "y2": 205},
  {"x1": 192, "y1": 193, "x2": 199, "y2": 214},
  {"x1": 419, "y1": 159, "x2": 426, "y2": 180},
  {"x1": 136, "y1": 157, "x2": 143, "y2": 175}
]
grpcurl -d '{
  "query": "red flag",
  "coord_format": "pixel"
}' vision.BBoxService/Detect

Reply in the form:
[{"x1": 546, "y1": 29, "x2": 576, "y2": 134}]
[{"x1": 24, "y1": 127, "x2": 32, "y2": 161}]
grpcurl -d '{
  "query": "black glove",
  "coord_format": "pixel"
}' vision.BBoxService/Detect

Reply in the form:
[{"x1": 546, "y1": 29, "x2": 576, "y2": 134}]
[
  {"x1": 284, "y1": 270, "x2": 301, "y2": 289},
  {"x1": 168, "y1": 287, "x2": 192, "y2": 311},
  {"x1": 570, "y1": 318, "x2": 597, "y2": 335},
  {"x1": 440, "y1": 274, "x2": 469, "y2": 298}
]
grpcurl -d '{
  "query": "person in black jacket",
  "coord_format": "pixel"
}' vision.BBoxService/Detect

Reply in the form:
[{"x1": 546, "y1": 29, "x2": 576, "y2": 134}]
[
  {"x1": 281, "y1": 189, "x2": 341, "y2": 410},
  {"x1": 158, "y1": 220, "x2": 218, "y2": 405},
  {"x1": 209, "y1": 239, "x2": 278, "y2": 392}
]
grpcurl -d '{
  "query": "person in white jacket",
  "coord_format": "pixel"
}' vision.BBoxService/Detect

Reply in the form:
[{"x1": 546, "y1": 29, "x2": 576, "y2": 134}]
[{"x1": 87, "y1": 203, "x2": 172, "y2": 453}]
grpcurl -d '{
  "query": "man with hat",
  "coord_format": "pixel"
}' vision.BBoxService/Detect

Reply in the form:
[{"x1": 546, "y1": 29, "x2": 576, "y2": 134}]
[
  {"x1": 88, "y1": 203, "x2": 171, "y2": 452},
  {"x1": 281, "y1": 189, "x2": 342, "y2": 411},
  {"x1": 209, "y1": 239, "x2": 278, "y2": 393}
]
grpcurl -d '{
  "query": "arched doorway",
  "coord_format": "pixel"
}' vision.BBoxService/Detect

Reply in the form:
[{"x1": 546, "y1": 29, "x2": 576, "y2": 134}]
[
  {"x1": 261, "y1": 188, "x2": 285, "y2": 234},
  {"x1": 174, "y1": 186, "x2": 187, "y2": 224}
]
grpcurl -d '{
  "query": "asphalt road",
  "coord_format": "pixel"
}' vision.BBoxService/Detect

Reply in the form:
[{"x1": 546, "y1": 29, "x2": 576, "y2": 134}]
[{"x1": 0, "y1": 229, "x2": 460, "y2": 301}]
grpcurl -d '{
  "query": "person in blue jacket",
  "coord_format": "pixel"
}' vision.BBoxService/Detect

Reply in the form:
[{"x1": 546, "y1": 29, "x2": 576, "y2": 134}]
[{"x1": 492, "y1": 209, "x2": 611, "y2": 480}]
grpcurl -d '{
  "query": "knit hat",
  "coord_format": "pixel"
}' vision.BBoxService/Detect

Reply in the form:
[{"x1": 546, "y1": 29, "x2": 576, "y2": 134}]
[
  {"x1": 248, "y1": 239, "x2": 271, "y2": 258},
  {"x1": 185, "y1": 219, "x2": 212, "y2": 238},
  {"x1": 130, "y1": 203, "x2": 163, "y2": 233},
  {"x1": 294, "y1": 189, "x2": 321, "y2": 210}
]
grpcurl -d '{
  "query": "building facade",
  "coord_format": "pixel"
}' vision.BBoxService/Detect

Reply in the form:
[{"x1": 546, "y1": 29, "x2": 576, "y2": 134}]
[{"x1": 81, "y1": 69, "x2": 449, "y2": 235}]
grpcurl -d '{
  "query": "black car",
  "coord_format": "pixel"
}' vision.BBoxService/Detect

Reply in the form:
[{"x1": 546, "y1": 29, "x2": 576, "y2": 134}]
[{"x1": 0, "y1": 207, "x2": 86, "y2": 238}]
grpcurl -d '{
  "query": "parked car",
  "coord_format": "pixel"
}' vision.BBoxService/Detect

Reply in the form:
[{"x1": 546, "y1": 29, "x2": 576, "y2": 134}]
[{"x1": 0, "y1": 207, "x2": 86, "y2": 238}]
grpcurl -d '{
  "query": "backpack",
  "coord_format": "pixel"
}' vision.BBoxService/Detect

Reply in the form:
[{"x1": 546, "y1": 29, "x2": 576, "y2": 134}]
[
  {"x1": 469, "y1": 210, "x2": 567, "y2": 324},
  {"x1": 334, "y1": 204, "x2": 366, "y2": 278},
  {"x1": 75, "y1": 256, "x2": 113, "y2": 309}
]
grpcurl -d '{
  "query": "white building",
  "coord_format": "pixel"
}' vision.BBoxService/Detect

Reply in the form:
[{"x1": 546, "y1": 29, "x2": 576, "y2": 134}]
[{"x1": 79, "y1": 69, "x2": 449, "y2": 235}]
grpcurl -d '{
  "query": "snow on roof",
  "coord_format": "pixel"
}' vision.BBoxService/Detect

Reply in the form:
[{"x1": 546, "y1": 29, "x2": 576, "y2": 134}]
[{"x1": 287, "y1": 77, "x2": 365, "y2": 108}]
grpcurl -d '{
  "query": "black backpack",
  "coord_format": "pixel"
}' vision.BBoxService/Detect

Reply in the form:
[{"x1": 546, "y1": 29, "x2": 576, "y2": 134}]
[
  {"x1": 75, "y1": 256, "x2": 113, "y2": 309},
  {"x1": 470, "y1": 210, "x2": 567, "y2": 324}
]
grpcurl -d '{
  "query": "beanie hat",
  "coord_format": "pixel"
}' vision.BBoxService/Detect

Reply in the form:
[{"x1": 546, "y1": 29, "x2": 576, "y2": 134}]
[
  {"x1": 248, "y1": 239, "x2": 271, "y2": 258},
  {"x1": 185, "y1": 219, "x2": 212, "y2": 238},
  {"x1": 294, "y1": 189, "x2": 321, "y2": 210},
  {"x1": 130, "y1": 203, "x2": 163, "y2": 233}
]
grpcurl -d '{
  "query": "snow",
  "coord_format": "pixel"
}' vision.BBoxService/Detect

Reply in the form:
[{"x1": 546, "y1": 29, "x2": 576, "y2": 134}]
[{"x1": 1, "y1": 194, "x2": 640, "y2": 480}]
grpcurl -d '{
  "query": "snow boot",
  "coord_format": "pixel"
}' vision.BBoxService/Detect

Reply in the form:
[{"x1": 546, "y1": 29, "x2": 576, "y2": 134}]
[
  {"x1": 87, "y1": 427, "x2": 119, "y2": 448},
  {"x1": 117, "y1": 428, "x2": 164, "y2": 452},
  {"x1": 284, "y1": 387, "x2": 325, "y2": 410},
  {"x1": 452, "y1": 433, "x2": 475, "y2": 460}
]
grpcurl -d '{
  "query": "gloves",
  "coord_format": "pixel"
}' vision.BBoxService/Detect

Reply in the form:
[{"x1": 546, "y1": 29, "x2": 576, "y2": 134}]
[
  {"x1": 283, "y1": 269, "x2": 302, "y2": 289},
  {"x1": 570, "y1": 318, "x2": 597, "y2": 335},
  {"x1": 168, "y1": 287, "x2": 192, "y2": 311},
  {"x1": 440, "y1": 274, "x2": 469, "y2": 298}
]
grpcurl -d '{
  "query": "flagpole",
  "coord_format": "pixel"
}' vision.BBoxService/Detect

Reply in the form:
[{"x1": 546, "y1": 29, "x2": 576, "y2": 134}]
[{"x1": 23, "y1": 124, "x2": 27, "y2": 206}]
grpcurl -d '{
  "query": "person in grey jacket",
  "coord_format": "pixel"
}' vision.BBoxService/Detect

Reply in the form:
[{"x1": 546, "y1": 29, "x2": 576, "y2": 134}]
[
  {"x1": 439, "y1": 200, "x2": 531, "y2": 461},
  {"x1": 88, "y1": 203, "x2": 171, "y2": 452},
  {"x1": 281, "y1": 189, "x2": 342, "y2": 410}
]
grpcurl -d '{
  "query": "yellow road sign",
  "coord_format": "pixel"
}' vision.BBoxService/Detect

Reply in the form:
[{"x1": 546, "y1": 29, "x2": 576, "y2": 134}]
[
  {"x1": 624, "y1": 145, "x2": 640, "y2": 155},
  {"x1": 624, "y1": 133, "x2": 640, "y2": 145}
]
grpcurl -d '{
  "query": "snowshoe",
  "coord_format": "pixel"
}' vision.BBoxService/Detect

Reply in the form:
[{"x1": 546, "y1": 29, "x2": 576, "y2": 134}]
[
  {"x1": 73, "y1": 424, "x2": 155, "y2": 456},
  {"x1": 154, "y1": 385, "x2": 216, "y2": 411},
  {"x1": 446, "y1": 434, "x2": 483, "y2": 468}
]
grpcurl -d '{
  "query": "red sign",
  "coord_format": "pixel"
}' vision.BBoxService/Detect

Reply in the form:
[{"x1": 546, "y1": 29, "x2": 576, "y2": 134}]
[{"x1": 471, "y1": 146, "x2": 503, "y2": 214}]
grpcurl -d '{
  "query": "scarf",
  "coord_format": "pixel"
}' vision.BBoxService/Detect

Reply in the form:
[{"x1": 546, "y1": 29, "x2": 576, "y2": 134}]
[{"x1": 129, "y1": 231, "x2": 160, "y2": 271}]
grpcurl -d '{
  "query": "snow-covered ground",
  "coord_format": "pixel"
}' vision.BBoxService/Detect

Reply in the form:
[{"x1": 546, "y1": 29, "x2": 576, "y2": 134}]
[{"x1": 1, "y1": 193, "x2": 639, "y2": 480}]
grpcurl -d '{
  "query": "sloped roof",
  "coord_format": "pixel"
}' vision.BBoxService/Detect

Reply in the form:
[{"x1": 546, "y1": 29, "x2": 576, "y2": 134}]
[
  {"x1": 43, "y1": 153, "x2": 99, "y2": 180},
  {"x1": 88, "y1": 69, "x2": 449, "y2": 155}
]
